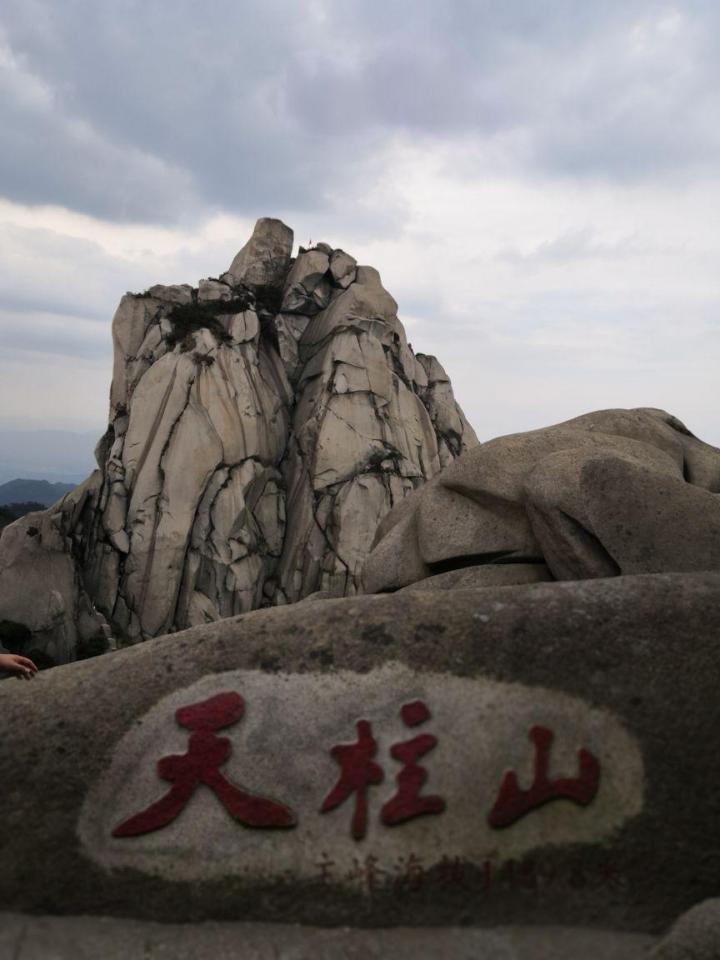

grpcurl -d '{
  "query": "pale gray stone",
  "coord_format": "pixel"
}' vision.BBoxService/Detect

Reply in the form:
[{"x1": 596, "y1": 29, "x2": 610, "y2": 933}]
[
  {"x1": 2, "y1": 575, "x2": 720, "y2": 929},
  {"x1": 0, "y1": 475, "x2": 108, "y2": 664},
  {"x1": 226, "y1": 308, "x2": 260, "y2": 343},
  {"x1": 273, "y1": 313, "x2": 311, "y2": 381},
  {"x1": 363, "y1": 408, "x2": 720, "y2": 594},
  {"x1": 0, "y1": 913, "x2": 657, "y2": 960},
  {"x1": 109, "y1": 294, "x2": 161, "y2": 412},
  {"x1": 281, "y1": 249, "x2": 330, "y2": 314},
  {"x1": 651, "y1": 899, "x2": 720, "y2": 959},
  {"x1": 416, "y1": 353, "x2": 476, "y2": 463},
  {"x1": 0, "y1": 218, "x2": 475, "y2": 659},
  {"x1": 329, "y1": 248, "x2": 357, "y2": 288},
  {"x1": 145, "y1": 284, "x2": 194, "y2": 305},
  {"x1": 102, "y1": 480, "x2": 127, "y2": 536},
  {"x1": 0, "y1": 914, "x2": 26, "y2": 959},
  {"x1": 276, "y1": 252, "x2": 476, "y2": 602},
  {"x1": 225, "y1": 217, "x2": 294, "y2": 291},
  {"x1": 361, "y1": 496, "x2": 429, "y2": 594},
  {"x1": 197, "y1": 278, "x2": 234, "y2": 302},
  {"x1": 108, "y1": 530, "x2": 130, "y2": 554}
]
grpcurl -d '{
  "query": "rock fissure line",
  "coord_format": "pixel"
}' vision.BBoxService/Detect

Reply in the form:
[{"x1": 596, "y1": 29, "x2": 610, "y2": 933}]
[
  {"x1": 0, "y1": 219, "x2": 476, "y2": 660},
  {"x1": 135, "y1": 371, "x2": 197, "y2": 636},
  {"x1": 296, "y1": 436, "x2": 353, "y2": 591},
  {"x1": 130, "y1": 364, "x2": 179, "y2": 484}
]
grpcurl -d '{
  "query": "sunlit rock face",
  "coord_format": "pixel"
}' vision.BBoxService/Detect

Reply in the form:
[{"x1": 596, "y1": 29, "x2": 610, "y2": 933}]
[{"x1": 0, "y1": 219, "x2": 476, "y2": 658}]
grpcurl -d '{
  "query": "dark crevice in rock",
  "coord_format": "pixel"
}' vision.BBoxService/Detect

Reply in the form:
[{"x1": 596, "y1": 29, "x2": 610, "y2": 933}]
[
  {"x1": 0, "y1": 619, "x2": 32, "y2": 652},
  {"x1": 165, "y1": 295, "x2": 253, "y2": 349},
  {"x1": 136, "y1": 372, "x2": 196, "y2": 635},
  {"x1": 427, "y1": 553, "x2": 546, "y2": 576},
  {"x1": 0, "y1": 218, "x2": 477, "y2": 661},
  {"x1": 132, "y1": 365, "x2": 180, "y2": 484}
]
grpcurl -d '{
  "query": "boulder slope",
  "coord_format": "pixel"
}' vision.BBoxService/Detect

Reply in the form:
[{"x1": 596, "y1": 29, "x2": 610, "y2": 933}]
[
  {"x1": 0, "y1": 218, "x2": 476, "y2": 662},
  {"x1": 2, "y1": 573, "x2": 720, "y2": 930},
  {"x1": 363, "y1": 407, "x2": 720, "y2": 594}
]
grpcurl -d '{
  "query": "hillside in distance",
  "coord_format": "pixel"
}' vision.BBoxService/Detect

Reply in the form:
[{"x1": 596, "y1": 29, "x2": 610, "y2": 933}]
[
  {"x1": 0, "y1": 478, "x2": 76, "y2": 506},
  {"x1": 0, "y1": 428, "x2": 98, "y2": 484}
]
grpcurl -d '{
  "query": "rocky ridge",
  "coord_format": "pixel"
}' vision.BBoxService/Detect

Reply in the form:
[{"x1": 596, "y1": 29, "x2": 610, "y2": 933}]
[{"x1": 0, "y1": 218, "x2": 476, "y2": 662}]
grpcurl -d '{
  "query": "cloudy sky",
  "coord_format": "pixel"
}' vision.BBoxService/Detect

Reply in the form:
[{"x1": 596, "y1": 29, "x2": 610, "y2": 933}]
[{"x1": 1, "y1": 0, "x2": 719, "y2": 477}]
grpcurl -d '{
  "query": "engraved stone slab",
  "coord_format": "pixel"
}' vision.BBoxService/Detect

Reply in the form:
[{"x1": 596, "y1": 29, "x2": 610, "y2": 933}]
[
  {"x1": 2, "y1": 574, "x2": 720, "y2": 929},
  {"x1": 79, "y1": 665, "x2": 642, "y2": 886}
]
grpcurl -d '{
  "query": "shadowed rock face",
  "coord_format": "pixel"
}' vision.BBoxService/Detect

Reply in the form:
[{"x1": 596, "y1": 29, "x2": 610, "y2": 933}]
[
  {"x1": 362, "y1": 408, "x2": 720, "y2": 594},
  {"x1": 0, "y1": 219, "x2": 476, "y2": 662},
  {"x1": 3, "y1": 572, "x2": 720, "y2": 930}
]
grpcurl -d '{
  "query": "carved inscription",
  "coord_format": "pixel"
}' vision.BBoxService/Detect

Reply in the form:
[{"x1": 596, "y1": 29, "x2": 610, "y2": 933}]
[
  {"x1": 112, "y1": 692, "x2": 296, "y2": 837},
  {"x1": 324, "y1": 851, "x2": 624, "y2": 896},
  {"x1": 381, "y1": 700, "x2": 446, "y2": 827},
  {"x1": 113, "y1": 693, "x2": 599, "y2": 840},
  {"x1": 488, "y1": 725, "x2": 600, "y2": 829},
  {"x1": 320, "y1": 700, "x2": 446, "y2": 838},
  {"x1": 320, "y1": 719, "x2": 384, "y2": 840},
  {"x1": 81, "y1": 667, "x2": 645, "y2": 888}
]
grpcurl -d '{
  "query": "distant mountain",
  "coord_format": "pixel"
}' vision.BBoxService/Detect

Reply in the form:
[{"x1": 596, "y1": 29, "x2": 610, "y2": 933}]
[
  {"x1": 0, "y1": 479, "x2": 76, "y2": 507},
  {"x1": 0, "y1": 428, "x2": 99, "y2": 484}
]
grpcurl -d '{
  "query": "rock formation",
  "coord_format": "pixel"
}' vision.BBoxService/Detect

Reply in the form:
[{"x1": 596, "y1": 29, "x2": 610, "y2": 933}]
[
  {"x1": 4, "y1": 569, "x2": 720, "y2": 932},
  {"x1": 0, "y1": 218, "x2": 476, "y2": 663},
  {"x1": 5, "y1": 388, "x2": 720, "y2": 939},
  {"x1": 363, "y1": 407, "x2": 720, "y2": 594}
]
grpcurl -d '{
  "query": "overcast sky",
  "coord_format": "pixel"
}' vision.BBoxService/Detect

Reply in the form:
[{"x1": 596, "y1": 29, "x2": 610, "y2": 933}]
[{"x1": 1, "y1": 0, "x2": 719, "y2": 463}]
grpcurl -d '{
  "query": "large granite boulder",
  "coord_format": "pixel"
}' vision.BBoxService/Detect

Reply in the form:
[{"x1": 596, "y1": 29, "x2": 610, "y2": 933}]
[
  {"x1": 363, "y1": 408, "x2": 720, "y2": 593},
  {"x1": 651, "y1": 899, "x2": 720, "y2": 958},
  {"x1": 223, "y1": 217, "x2": 294, "y2": 294},
  {"x1": 0, "y1": 913, "x2": 658, "y2": 957},
  {"x1": 0, "y1": 219, "x2": 476, "y2": 662},
  {"x1": 2, "y1": 572, "x2": 720, "y2": 931}
]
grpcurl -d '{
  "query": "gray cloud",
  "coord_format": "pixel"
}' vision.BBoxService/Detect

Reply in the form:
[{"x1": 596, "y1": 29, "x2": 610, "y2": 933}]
[
  {"x1": 495, "y1": 228, "x2": 657, "y2": 266},
  {"x1": 0, "y1": 223, "x2": 138, "y2": 316},
  {"x1": 1, "y1": 1, "x2": 719, "y2": 223},
  {"x1": 0, "y1": 312, "x2": 111, "y2": 360},
  {"x1": 1, "y1": 0, "x2": 718, "y2": 454}
]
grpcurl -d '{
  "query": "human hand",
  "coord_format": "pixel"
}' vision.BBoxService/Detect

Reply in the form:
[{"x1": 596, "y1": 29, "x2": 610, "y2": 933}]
[{"x1": 0, "y1": 653, "x2": 38, "y2": 679}]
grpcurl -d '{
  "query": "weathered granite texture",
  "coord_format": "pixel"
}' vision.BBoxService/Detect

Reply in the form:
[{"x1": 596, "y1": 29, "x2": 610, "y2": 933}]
[
  {"x1": 363, "y1": 408, "x2": 720, "y2": 594},
  {"x1": 651, "y1": 899, "x2": 720, "y2": 959},
  {"x1": 0, "y1": 913, "x2": 657, "y2": 959},
  {"x1": 0, "y1": 219, "x2": 475, "y2": 662},
  {"x1": 2, "y1": 573, "x2": 720, "y2": 931}
]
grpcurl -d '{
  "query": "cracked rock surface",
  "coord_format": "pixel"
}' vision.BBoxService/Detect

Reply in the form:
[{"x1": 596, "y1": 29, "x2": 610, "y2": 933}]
[
  {"x1": 0, "y1": 218, "x2": 476, "y2": 662},
  {"x1": 362, "y1": 407, "x2": 720, "y2": 595}
]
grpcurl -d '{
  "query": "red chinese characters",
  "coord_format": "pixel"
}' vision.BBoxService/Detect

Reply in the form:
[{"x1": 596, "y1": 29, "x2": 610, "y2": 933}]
[
  {"x1": 319, "y1": 720, "x2": 384, "y2": 840},
  {"x1": 381, "y1": 700, "x2": 446, "y2": 826},
  {"x1": 320, "y1": 700, "x2": 445, "y2": 839},
  {"x1": 487, "y1": 725, "x2": 600, "y2": 829},
  {"x1": 112, "y1": 692, "x2": 296, "y2": 837},
  {"x1": 110, "y1": 688, "x2": 602, "y2": 845}
]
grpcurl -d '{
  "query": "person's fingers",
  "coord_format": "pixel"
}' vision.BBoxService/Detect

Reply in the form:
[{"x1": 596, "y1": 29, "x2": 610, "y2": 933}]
[{"x1": 2, "y1": 654, "x2": 37, "y2": 678}]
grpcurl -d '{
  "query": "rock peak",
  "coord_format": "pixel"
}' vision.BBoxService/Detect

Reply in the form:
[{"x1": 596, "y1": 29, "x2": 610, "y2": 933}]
[
  {"x1": 0, "y1": 221, "x2": 477, "y2": 663},
  {"x1": 224, "y1": 218, "x2": 294, "y2": 290}
]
